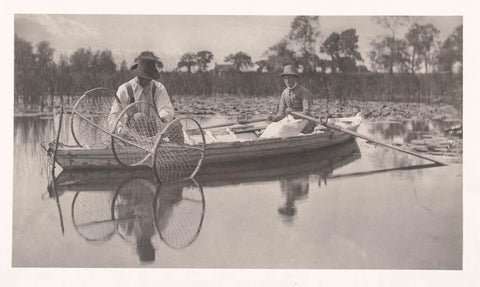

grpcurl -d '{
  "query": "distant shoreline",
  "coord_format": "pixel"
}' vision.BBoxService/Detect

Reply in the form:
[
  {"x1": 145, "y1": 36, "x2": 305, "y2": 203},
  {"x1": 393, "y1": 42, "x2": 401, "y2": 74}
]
[{"x1": 14, "y1": 112, "x2": 52, "y2": 118}]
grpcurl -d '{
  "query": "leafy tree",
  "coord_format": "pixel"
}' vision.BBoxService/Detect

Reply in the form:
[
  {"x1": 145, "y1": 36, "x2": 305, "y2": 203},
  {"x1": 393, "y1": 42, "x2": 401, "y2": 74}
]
[
  {"x1": 35, "y1": 41, "x2": 56, "y2": 110},
  {"x1": 254, "y1": 60, "x2": 272, "y2": 72},
  {"x1": 339, "y1": 29, "x2": 363, "y2": 62},
  {"x1": 297, "y1": 51, "x2": 321, "y2": 73},
  {"x1": 56, "y1": 54, "x2": 74, "y2": 104},
  {"x1": 92, "y1": 50, "x2": 117, "y2": 87},
  {"x1": 177, "y1": 52, "x2": 197, "y2": 73},
  {"x1": 369, "y1": 37, "x2": 409, "y2": 73},
  {"x1": 70, "y1": 48, "x2": 95, "y2": 91},
  {"x1": 118, "y1": 60, "x2": 131, "y2": 83},
  {"x1": 94, "y1": 50, "x2": 116, "y2": 74},
  {"x1": 405, "y1": 24, "x2": 439, "y2": 73},
  {"x1": 371, "y1": 16, "x2": 412, "y2": 73},
  {"x1": 438, "y1": 25, "x2": 462, "y2": 72},
  {"x1": 321, "y1": 32, "x2": 341, "y2": 71},
  {"x1": 405, "y1": 24, "x2": 424, "y2": 73},
  {"x1": 264, "y1": 39, "x2": 298, "y2": 72},
  {"x1": 14, "y1": 34, "x2": 38, "y2": 108},
  {"x1": 69, "y1": 48, "x2": 117, "y2": 90},
  {"x1": 196, "y1": 50, "x2": 214, "y2": 72},
  {"x1": 321, "y1": 29, "x2": 363, "y2": 73},
  {"x1": 224, "y1": 52, "x2": 253, "y2": 71},
  {"x1": 288, "y1": 16, "x2": 321, "y2": 72}
]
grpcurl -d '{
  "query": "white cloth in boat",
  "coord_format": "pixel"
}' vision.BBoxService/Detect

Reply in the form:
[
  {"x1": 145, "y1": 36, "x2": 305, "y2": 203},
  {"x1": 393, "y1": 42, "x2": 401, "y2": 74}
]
[{"x1": 259, "y1": 115, "x2": 310, "y2": 139}]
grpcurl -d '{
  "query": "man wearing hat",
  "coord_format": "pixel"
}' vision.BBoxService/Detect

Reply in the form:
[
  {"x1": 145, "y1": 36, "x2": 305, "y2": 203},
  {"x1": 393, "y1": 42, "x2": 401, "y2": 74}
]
[
  {"x1": 269, "y1": 65, "x2": 315, "y2": 133},
  {"x1": 109, "y1": 54, "x2": 174, "y2": 136}
]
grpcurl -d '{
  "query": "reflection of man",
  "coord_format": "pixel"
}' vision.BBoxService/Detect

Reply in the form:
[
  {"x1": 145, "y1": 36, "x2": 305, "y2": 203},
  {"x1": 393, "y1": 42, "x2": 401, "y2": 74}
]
[
  {"x1": 278, "y1": 176, "x2": 310, "y2": 217},
  {"x1": 113, "y1": 179, "x2": 157, "y2": 264}
]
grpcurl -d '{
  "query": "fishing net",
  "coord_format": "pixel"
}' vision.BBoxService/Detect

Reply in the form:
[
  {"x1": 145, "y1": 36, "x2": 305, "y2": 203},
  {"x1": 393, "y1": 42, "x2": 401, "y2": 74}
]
[
  {"x1": 153, "y1": 117, "x2": 206, "y2": 183},
  {"x1": 153, "y1": 178, "x2": 205, "y2": 249},
  {"x1": 71, "y1": 88, "x2": 206, "y2": 182},
  {"x1": 71, "y1": 88, "x2": 121, "y2": 148},
  {"x1": 71, "y1": 191, "x2": 116, "y2": 242},
  {"x1": 111, "y1": 101, "x2": 166, "y2": 167},
  {"x1": 111, "y1": 178, "x2": 157, "y2": 243}
]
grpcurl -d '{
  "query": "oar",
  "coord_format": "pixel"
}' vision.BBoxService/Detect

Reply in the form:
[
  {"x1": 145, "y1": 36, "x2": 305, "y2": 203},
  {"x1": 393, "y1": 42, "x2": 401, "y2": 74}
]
[
  {"x1": 289, "y1": 111, "x2": 447, "y2": 166},
  {"x1": 327, "y1": 163, "x2": 439, "y2": 179},
  {"x1": 201, "y1": 116, "x2": 270, "y2": 130}
]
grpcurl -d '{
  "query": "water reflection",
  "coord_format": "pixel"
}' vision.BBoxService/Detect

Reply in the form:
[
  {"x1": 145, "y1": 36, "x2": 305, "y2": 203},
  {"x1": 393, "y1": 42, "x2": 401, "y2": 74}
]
[
  {"x1": 196, "y1": 140, "x2": 361, "y2": 187},
  {"x1": 72, "y1": 190, "x2": 117, "y2": 242},
  {"x1": 63, "y1": 176, "x2": 205, "y2": 264},
  {"x1": 278, "y1": 176, "x2": 309, "y2": 217},
  {"x1": 196, "y1": 140, "x2": 361, "y2": 221},
  {"x1": 55, "y1": 141, "x2": 361, "y2": 256},
  {"x1": 367, "y1": 118, "x2": 462, "y2": 144},
  {"x1": 112, "y1": 178, "x2": 157, "y2": 263}
]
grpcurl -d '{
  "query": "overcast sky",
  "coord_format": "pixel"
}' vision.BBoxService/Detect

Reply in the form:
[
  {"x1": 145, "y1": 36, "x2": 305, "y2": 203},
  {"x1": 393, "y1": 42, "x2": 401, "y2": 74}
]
[{"x1": 14, "y1": 14, "x2": 462, "y2": 70}]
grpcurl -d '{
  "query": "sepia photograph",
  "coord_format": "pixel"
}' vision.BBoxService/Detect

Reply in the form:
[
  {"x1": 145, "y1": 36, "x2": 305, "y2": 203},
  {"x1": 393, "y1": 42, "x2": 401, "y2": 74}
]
[{"x1": 5, "y1": 0, "x2": 479, "y2": 285}]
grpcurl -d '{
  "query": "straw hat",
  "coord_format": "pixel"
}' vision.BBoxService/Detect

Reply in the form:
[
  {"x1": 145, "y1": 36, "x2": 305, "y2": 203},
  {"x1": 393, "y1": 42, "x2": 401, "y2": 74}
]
[{"x1": 280, "y1": 65, "x2": 300, "y2": 77}]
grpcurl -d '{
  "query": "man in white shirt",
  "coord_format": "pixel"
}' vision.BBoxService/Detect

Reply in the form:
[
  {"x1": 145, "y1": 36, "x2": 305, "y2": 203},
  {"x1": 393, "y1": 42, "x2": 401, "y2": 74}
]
[{"x1": 109, "y1": 55, "x2": 175, "y2": 137}]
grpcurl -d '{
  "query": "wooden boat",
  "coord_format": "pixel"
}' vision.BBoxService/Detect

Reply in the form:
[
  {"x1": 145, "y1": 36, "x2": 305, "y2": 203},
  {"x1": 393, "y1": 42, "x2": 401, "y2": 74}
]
[{"x1": 42, "y1": 113, "x2": 362, "y2": 171}]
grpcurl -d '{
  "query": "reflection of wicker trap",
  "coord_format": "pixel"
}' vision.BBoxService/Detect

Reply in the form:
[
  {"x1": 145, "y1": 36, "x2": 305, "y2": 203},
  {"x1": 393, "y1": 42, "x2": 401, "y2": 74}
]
[
  {"x1": 71, "y1": 191, "x2": 116, "y2": 242},
  {"x1": 154, "y1": 178, "x2": 205, "y2": 249},
  {"x1": 111, "y1": 178, "x2": 157, "y2": 243}
]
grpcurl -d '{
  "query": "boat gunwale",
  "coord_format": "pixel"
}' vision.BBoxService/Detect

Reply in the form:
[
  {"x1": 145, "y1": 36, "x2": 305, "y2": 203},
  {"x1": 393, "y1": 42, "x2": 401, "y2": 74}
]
[{"x1": 45, "y1": 116, "x2": 361, "y2": 154}]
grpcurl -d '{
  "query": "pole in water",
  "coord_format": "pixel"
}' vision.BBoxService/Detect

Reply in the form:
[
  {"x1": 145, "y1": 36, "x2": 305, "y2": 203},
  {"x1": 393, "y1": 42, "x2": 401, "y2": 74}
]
[{"x1": 51, "y1": 105, "x2": 65, "y2": 234}]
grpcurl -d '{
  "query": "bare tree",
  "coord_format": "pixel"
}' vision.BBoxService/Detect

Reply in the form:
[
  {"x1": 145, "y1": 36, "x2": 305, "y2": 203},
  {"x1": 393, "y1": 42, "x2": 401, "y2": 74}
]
[{"x1": 288, "y1": 16, "x2": 321, "y2": 72}]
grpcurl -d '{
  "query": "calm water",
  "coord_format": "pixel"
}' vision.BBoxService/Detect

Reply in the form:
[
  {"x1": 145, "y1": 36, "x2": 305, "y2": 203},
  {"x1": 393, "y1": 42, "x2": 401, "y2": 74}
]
[{"x1": 12, "y1": 115, "x2": 462, "y2": 269}]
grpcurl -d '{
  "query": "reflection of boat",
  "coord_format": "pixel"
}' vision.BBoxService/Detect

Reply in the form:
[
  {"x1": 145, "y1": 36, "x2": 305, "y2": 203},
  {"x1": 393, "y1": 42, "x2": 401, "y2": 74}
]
[
  {"x1": 41, "y1": 113, "x2": 362, "y2": 170},
  {"x1": 64, "y1": 177, "x2": 205, "y2": 263},
  {"x1": 196, "y1": 140, "x2": 361, "y2": 187}
]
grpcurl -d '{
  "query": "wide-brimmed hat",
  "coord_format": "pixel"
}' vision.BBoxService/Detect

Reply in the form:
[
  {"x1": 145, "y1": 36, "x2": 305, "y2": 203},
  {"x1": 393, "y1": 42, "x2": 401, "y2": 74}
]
[
  {"x1": 280, "y1": 65, "x2": 299, "y2": 77},
  {"x1": 130, "y1": 56, "x2": 160, "y2": 80}
]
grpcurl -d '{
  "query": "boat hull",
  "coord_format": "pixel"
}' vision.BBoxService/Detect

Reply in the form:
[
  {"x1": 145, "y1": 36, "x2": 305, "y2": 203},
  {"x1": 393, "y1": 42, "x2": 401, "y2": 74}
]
[{"x1": 43, "y1": 114, "x2": 362, "y2": 171}]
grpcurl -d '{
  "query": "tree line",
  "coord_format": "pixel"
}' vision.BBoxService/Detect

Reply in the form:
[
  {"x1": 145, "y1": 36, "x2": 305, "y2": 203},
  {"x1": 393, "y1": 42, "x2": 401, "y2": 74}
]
[
  {"x1": 177, "y1": 16, "x2": 462, "y2": 74},
  {"x1": 14, "y1": 16, "x2": 462, "y2": 113}
]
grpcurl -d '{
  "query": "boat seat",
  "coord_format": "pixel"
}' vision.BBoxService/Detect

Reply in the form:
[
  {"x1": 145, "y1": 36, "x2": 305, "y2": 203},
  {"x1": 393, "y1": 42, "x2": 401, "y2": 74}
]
[{"x1": 205, "y1": 129, "x2": 218, "y2": 143}]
